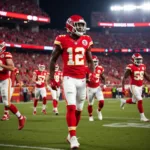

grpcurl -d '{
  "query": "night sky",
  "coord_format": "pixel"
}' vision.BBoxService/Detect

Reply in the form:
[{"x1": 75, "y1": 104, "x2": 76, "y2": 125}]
[{"x1": 40, "y1": 0, "x2": 142, "y2": 30}]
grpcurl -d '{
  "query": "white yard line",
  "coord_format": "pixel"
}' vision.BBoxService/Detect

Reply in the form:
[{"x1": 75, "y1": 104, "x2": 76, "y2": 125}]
[{"x1": 0, "y1": 144, "x2": 64, "y2": 150}]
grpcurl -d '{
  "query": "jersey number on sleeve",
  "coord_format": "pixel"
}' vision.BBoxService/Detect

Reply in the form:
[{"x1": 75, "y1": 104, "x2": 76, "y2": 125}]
[{"x1": 67, "y1": 47, "x2": 85, "y2": 65}]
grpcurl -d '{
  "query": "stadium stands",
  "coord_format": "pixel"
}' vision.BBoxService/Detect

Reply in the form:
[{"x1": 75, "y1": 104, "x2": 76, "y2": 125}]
[
  {"x1": 1, "y1": 27, "x2": 150, "y2": 49},
  {"x1": 0, "y1": 0, "x2": 48, "y2": 16}
]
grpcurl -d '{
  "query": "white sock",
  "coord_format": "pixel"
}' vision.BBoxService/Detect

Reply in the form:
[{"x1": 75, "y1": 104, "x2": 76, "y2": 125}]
[
  {"x1": 34, "y1": 107, "x2": 36, "y2": 111},
  {"x1": 42, "y1": 105, "x2": 46, "y2": 110},
  {"x1": 16, "y1": 111, "x2": 21, "y2": 118},
  {"x1": 140, "y1": 113, "x2": 145, "y2": 118},
  {"x1": 54, "y1": 107, "x2": 58, "y2": 111}
]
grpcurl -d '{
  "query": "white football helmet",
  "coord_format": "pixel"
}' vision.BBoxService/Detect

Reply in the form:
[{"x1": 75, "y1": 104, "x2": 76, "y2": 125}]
[
  {"x1": 38, "y1": 64, "x2": 45, "y2": 71},
  {"x1": 92, "y1": 55, "x2": 99, "y2": 67}
]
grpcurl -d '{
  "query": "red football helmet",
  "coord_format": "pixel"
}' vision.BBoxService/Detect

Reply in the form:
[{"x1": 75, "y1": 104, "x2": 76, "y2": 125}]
[
  {"x1": 55, "y1": 64, "x2": 59, "y2": 71},
  {"x1": 92, "y1": 55, "x2": 99, "y2": 67},
  {"x1": 38, "y1": 64, "x2": 45, "y2": 71},
  {"x1": 66, "y1": 15, "x2": 89, "y2": 36},
  {"x1": 0, "y1": 40, "x2": 6, "y2": 53},
  {"x1": 131, "y1": 53, "x2": 143, "y2": 66}
]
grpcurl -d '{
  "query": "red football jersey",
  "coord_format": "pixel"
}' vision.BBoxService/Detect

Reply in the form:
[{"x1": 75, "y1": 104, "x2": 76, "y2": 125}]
[
  {"x1": 54, "y1": 70, "x2": 63, "y2": 87},
  {"x1": 126, "y1": 64, "x2": 146, "y2": 86},
  {"x1": 33, "y1": 70, "x2": 49, "y2": 88},
  {"x1": 54, "y1": 34, "x2": 93, "y2": 79},
  {"x1": 0, "y1": 52, "x2": 13, "y2": 80},
  {"x1": 87, "y1": 65, "x2": 104, "y2": 88},
  {"x1": 10, "y1": 67, "x2": 19, "y2": 87}
]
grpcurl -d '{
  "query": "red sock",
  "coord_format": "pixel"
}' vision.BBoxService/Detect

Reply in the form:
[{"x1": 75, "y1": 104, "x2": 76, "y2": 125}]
[
  {"x1": 34, "y1": 99, "x2": 38, "y2": 107},
  {"x1": 53, "y1": 99, "x2": 58, "y2": 108},
  {"x1": 88, "y1": 105, "x2": 93, "y2": 116},
  {"x1": 98, "y1": 100, "x2": 104, "y2": 111},
  {"x1": 43, "y1": 97, "x2": 47, "y2": 105},
  {"x1": 4, "y1": 106, "x2": 9, "y2": 114},
  {"x1": 9, "y1": 104, "x2": 18, "y2": 114},
  {"x1": 75, "y1": 110, "x2": 81, "y2": 126},
  {"x1": 137, "y1": 100, "x2": 144, "y2": 113},
  {"x1": 126, "y1": 98, "x2": 134, "y2": 104},
  {"x1": 66, "y1": 105, "x2": 76, "y2": 137}
]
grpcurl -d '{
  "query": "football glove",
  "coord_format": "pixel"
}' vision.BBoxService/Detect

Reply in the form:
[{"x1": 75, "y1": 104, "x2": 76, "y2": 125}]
[{"x1": 50, "y1": 79, "x2": 58, "y2": 90}]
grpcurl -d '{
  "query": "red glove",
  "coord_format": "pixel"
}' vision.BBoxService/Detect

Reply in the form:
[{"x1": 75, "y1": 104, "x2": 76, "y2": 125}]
[
  {"x1": 50, "y1": 79, "x2": 58, "y2": 90},
  {"x1": 102, "y1": 85, "x2": 106, "y2": 91},
  {"x1": 90, "y1": 73, "x2": 97, "y2": 83}
]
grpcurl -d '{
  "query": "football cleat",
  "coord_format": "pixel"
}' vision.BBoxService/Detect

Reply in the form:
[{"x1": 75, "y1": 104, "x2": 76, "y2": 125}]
[
  {"x1": 66, "y1": 133, "x2": 71, "y2": 143},
  {"x1": 42, "y1": 109, "x2": 47, "y2": 115},
  {"x1": 120, "y1": 99, "x2": 125, "y2": 110},
  {"x1": 33, "y1": 111, "x2": 36, "y2": 115},
  {"x1": 53, "y1": 108, "x2": 59, "y2": 115},
  {"x1": 18, "y1": 116, "x2": 26, "y2": 130},
  {"x1": 1, "y1": 114, "x2": 10, "y2": 121},
  {"x1": 97, "y1": 109, "x2": 103, "y2": 120},
  {"x1": 89, "y1": 116, "x2": 94, "y2": 121},
  {"x1": 140, "y1": 117, "x2": 150, "y2": 122},
  {"x1": 70, "y1": 136, "x2": 80, "y2": 149}
]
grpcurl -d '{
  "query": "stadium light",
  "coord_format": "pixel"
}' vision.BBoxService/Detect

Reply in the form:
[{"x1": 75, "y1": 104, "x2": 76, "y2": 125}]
[
  {"x1": 123, "y1": 5, "x2": 136, "y2": 11},
  {"x1": 141, "y1": 3, "x2": 150, "y2": 11},
  {"x1": 110, "y1": 3, "x2": 150, "y2": 11}
]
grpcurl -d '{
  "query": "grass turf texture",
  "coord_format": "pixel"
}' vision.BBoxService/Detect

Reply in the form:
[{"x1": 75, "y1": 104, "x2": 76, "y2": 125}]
[{"x1": 0, "y1": 98, "x2": 150, "y2": 150}]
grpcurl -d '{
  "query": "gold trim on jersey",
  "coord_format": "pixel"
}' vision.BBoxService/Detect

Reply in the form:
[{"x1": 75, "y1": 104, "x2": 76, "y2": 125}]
[
  {"x1": 54, "y1": 41, "x2": 62, "y2": 49},
  {"x1": 88, "y1": 41, "x2": 93, "y2": 49}
]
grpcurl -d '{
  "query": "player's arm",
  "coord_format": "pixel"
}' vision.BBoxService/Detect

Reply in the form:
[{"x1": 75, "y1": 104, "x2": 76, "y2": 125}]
[
  {"x1": 86, "y1": 46, "x2": 95, "y2": 73},
  {"x1": 49, "y1": 45, "x2": 62, "y2": 80},
  {"x1": 100, "y1": 73, "x2": 106, "y2": 85},
  {"x1": 32, "y1": 72, "x2": 37, "y2": 83},
  {"x1": 144, "y1": 71, "x2": 150, "y2": 82},
  {"x1": 0, "y1": 59, "x2": 14, "y2": 71},
  {"x1": 122, "y1": 69, "x2": 131, "y2": 90}
]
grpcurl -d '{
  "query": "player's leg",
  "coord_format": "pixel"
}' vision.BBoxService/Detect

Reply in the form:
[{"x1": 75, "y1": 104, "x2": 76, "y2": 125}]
[
  {"x1": 40, "y1": 87, "x2": 47, "y2": 114},
  {"x1": 63, "y1": 76, "x2": 79, "y2": 149},
  {"x1": 134, "y1": 86, "x2": 149, "y2": 122},
  {"x1": 96, "y1": 87, "x2": 104, "y2": 120},
  {"x1": 33, "y1": 87, "x2": 40, "y2": 115},
  {"x1": 86, "y1": 87, "x2": 95, "y2": 121},
  {"x1": 120, "y1": 87, "x2": 136, "y2": 109},
  {"x1": 1, "y1": 87, "x2": 14, "y2": 121},
  {"x1": 54, "y1": 87, "x2": 61, "y2": 115},
  {"x1": 76, "y1": 79, "x2": 86, "y2": 125},
  {"x1": 48, "y1": 86, "x2": 59, "y2": 115},
  {"x1": 1, "y1": 79, "x2": 26, "y2": 130}
]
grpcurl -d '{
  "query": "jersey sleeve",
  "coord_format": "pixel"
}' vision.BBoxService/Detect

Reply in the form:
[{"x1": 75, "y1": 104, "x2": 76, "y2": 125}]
[
  {"x1": 5, "y1": 52, "x2": 12, "y2": 59},
  {"x1": 54, "y1": 35, "x2": 65, "y2": 49},
  {"x1": 126, "y1": 64, "x2": 133, "y2": 72},
  {"x1": 87, "y1": 35, "x2": 93, "y2": 49}
]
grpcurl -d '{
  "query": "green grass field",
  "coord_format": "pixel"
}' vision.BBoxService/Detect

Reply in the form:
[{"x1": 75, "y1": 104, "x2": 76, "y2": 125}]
[{"x1": 0, "y1": 98, "x2": 150, "y2": 150}]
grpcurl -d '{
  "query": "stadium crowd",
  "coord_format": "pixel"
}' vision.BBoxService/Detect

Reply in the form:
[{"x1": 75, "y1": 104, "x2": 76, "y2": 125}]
[
  {"x1": 0, "y1": 0, "x2": 48, "y2": 16},
  {"x1": 1, "y1": 27, "x2": 150, "y2": 49},
  {"x1": 92, "y1": 12, "x2": 150, "y2": 23}
]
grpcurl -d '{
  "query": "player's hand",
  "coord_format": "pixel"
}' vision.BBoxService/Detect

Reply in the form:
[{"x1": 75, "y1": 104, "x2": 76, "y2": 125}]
[
  {"x1": 90, "y1": 73, "x2": 97, "y2": 83},
  {"x1": 103, "y1": 84, "x2": 106, "y2": 91},
  {"x1": 50, "y1": 79, "x2": 58, "y2": 91},
  {"x1": 36, "y1": 81, "x2": 42, "y2": 85}
]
